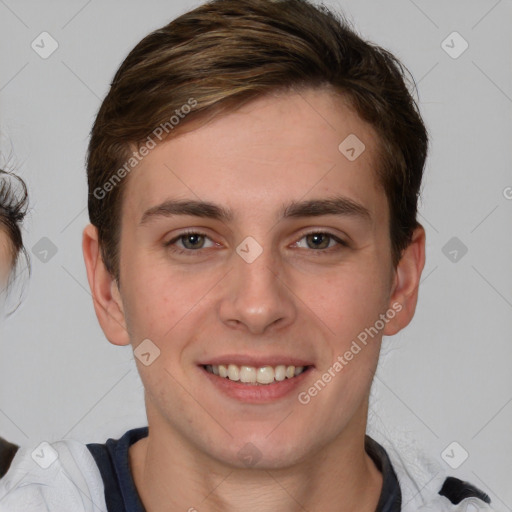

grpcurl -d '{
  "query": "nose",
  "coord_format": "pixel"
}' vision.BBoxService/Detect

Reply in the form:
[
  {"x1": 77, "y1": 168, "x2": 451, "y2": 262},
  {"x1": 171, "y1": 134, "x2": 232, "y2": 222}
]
[{"x1": 218, "y1": 243, "x2": 297, "y2": 335}]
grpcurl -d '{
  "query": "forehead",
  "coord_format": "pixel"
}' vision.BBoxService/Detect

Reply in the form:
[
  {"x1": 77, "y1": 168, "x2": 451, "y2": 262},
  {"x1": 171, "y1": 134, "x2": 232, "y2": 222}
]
[{"x1": 121, "y1": 88, "x2": 386, "y2": 223}]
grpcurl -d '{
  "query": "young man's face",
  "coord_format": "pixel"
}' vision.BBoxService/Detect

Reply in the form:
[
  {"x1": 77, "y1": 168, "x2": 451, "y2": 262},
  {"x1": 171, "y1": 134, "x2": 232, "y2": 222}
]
[{"x1": 84, "y1": 88, "x2": 424, "y2": 468}]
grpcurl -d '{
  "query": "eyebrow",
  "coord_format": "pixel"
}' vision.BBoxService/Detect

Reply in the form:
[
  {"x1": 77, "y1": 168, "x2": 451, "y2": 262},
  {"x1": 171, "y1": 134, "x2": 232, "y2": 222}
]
[{"x1": 139, "y1": 196, "x2": 372, "y2": 226}]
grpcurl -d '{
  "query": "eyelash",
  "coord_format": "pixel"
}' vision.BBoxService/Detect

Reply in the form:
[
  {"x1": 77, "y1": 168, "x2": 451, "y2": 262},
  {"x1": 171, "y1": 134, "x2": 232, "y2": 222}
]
[{"x1": 164, "y1": 229, "x2": 348, "y2": 256}]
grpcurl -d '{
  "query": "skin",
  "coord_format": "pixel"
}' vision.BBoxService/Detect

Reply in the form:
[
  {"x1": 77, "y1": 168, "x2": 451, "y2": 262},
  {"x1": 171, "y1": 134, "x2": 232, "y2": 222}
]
[
  {"x1": 83, "y1": 87, "x2": 425, "y2": 512},
  {"x1": 0, "y1": 230, "x2": 13, "y2": 300}
]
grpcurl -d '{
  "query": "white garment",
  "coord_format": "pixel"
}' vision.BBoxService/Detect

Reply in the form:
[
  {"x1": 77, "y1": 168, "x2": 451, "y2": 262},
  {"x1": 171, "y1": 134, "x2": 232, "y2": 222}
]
[
  {"x1": 0, "y1": 440, "x2": 106, "y2": 512},
  {"x1": 376, "y1": 435, "x2": 496, "y2": 511},
  {"x1": 0, "y1": 435, "x2": 497, "y2": 512}
]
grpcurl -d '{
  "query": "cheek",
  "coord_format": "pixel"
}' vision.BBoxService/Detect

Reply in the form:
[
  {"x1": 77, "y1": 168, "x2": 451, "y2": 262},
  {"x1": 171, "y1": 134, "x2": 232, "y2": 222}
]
[
  {"x1": 125, "y1": 281, "x2": 181, "y2": 342},
  {"x1": 308, "y1": 265, "x2": 391, "y2": 338},
  {"x1": 122, "y1": 262, "x2": 216, "y2": 344},
  {"x1": 0, "y1": 251, "x2": 13, "y2": 287}
]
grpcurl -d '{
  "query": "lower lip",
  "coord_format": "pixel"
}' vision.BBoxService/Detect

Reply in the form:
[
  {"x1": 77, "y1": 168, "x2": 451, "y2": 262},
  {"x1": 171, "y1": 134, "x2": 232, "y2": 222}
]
[{"x1": 200, "y1": 366, "x2": 313, "y2": 403}]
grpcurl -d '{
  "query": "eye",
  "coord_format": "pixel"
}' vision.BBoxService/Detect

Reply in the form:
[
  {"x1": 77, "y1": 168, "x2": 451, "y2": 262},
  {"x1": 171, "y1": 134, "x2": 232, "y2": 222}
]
[
  {"x1": 164, "y1": 230, "x2": 217, "y2": 253},
  {"x1": 294, "y1": 231, "x2": 347, "y2": 251},
  {"x1": 164, "y1": 229, "x2": 348, "y2": 256}
]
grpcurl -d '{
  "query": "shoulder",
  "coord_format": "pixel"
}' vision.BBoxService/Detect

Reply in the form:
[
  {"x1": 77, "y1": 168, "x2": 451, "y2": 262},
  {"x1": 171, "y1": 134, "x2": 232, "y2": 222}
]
[
  {"x1": 0, "y1": 437, "x2": 106, "y2": 512},
  {"x1": 374, "y1": 434, "x2": 496, "y2": 511},
  {"x1": 0, "y1": 427, "x2": 148, "y2": 512}
]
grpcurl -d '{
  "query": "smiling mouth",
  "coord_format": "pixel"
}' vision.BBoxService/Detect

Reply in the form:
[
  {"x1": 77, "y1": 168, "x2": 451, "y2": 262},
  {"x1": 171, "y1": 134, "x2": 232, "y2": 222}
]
[{"x1": 202, "y1": 364, "x2": 311, "y2": 385}]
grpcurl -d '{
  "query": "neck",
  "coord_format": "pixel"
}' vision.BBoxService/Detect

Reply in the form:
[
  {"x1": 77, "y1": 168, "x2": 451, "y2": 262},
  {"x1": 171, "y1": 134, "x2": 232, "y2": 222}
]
[{"x1": 130, "y1": 419, "x2": 383, "y2": 512}]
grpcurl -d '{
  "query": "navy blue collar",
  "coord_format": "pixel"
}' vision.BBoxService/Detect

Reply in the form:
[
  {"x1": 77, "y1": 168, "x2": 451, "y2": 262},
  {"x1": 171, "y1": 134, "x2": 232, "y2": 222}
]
[{"x1": 87, "y1": 427, "x2": 402, "y2": 512}]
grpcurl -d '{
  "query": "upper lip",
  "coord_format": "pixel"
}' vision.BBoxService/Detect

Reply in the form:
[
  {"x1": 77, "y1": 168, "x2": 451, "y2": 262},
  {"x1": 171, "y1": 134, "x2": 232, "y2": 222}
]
[{"x1": 199, "y1": 355, "x2": 314, "y2": 367}]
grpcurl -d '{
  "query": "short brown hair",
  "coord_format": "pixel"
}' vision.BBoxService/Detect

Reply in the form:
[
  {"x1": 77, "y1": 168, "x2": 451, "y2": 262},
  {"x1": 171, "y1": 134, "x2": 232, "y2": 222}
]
[{"x1": 87, "y1": 0, "x2": 428, "y2": 280}]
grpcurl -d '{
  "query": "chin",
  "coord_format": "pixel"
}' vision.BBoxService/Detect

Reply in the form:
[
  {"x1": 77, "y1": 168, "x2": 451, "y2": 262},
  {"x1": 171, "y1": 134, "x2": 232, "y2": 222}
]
[{"x1": 208, "y1": 431, "x2": 313, "y2": 470}]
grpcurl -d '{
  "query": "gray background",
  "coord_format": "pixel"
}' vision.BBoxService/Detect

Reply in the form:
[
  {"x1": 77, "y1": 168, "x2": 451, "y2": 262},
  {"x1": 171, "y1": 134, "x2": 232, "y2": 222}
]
[{"x1": 0, "y1": 0, "x2": 511, "y2": 509}]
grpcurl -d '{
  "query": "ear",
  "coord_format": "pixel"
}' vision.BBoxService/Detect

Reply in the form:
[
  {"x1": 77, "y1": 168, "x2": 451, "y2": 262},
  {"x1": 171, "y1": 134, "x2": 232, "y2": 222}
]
[
  {"x1": 82, "y1": 223, "x2": 130, "y2": 346},
  {"x1": 383, "y1": 225, "x2": 426, "y2": 336}
]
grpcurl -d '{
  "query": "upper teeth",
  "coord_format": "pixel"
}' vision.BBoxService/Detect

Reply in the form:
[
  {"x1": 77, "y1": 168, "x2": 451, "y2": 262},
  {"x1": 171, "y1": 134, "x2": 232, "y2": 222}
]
[{"x1": 205, "y1": 364, "x2": 306, "y2": 384}]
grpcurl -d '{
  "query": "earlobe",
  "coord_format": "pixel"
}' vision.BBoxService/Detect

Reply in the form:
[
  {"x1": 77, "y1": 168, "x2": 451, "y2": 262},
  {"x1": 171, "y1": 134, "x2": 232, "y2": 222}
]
[
  {"x1": 82, "y1": 223, "x2": 131, "y2": 346},
  {"x1": 383, "y1": 225, "x2": 426, "y2": 336}
]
